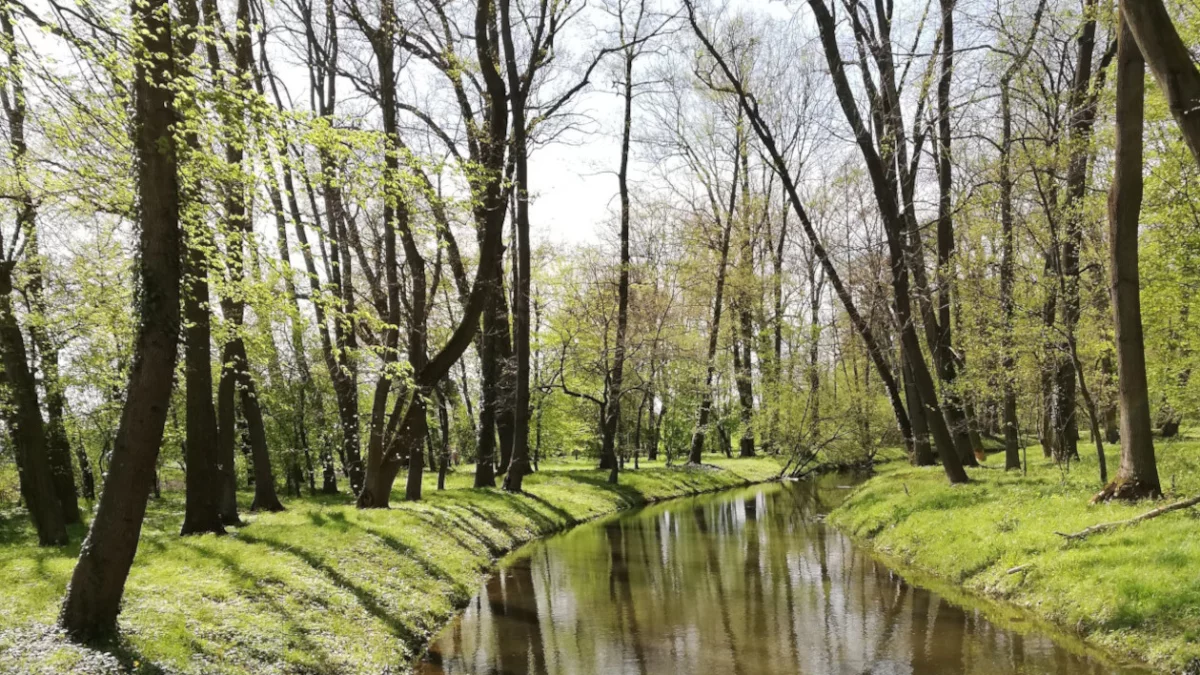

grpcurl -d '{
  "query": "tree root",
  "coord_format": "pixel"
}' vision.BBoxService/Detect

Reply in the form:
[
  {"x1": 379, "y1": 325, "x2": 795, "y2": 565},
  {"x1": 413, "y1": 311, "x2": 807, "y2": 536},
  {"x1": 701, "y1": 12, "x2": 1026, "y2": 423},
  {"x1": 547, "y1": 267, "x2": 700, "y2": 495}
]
[
  {"x1": 1055, "y1": 494, "x2": 1200, "y2": 541},
  {"x1": 1090, "y1": 476, "x2": 1163, "y2": 504}
]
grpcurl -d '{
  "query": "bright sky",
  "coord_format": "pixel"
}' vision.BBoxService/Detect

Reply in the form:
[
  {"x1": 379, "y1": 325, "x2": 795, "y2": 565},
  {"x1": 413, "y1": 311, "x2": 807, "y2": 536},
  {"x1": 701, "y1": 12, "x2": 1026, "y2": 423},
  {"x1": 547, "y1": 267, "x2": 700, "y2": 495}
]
[{"x1": 527, "y1": 91, "x2": 624, "y2": 247}]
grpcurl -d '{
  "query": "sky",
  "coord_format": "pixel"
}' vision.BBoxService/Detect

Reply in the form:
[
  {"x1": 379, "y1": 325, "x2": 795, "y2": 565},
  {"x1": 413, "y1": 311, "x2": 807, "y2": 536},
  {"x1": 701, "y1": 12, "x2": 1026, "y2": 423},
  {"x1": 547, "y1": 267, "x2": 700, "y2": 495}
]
[{"x1": 526, "y1": 86, "x2": 625, "y2": 248}]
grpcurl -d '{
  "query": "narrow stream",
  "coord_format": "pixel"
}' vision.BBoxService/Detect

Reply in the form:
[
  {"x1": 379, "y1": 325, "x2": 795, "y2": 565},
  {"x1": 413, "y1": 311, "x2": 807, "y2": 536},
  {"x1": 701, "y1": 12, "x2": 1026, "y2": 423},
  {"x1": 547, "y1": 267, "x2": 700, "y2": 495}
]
[{"x1": 417, "y1": 474, "x2": 1150, "y2": 674}]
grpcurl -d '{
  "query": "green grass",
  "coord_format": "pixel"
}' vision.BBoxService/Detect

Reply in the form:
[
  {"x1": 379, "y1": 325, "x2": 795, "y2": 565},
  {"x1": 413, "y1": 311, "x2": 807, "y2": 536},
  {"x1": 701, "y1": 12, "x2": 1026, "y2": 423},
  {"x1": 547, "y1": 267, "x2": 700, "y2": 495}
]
[
  {"x1": 0, "y1": 456, "x2": 782, "y2": 675},
  {"x1": 829, "y1": 437, "x2": 1200, "y2": 673}
]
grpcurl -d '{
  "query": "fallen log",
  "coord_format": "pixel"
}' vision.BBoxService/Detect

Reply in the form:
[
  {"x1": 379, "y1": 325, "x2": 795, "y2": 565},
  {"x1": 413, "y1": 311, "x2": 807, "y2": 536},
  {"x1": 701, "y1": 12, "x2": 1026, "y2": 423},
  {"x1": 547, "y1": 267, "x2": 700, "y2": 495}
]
[{"x1": 1055, "y1": 494, "x2": 1200, "y2": 541}]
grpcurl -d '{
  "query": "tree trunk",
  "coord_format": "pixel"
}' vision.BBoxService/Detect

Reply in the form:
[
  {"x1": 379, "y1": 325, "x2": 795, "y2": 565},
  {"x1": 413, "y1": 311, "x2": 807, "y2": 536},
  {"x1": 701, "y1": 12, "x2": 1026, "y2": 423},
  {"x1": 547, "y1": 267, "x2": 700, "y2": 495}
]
[
  {"x1": 0, "y1": 8, "x2": 79, "y2": 526},
  {"x1": 1053, "y1": 0, "x2": 1106, "y2": 464},
  {"x1": 598, "y1": 49, "x2": 635, "y2": 482},
  {"x1": 59, "y1": 0, "x2": 182, "y2": 634},
  {"x1": 931, "y1": 0, "x2": 978, "y2": 468},
  {"x1": 1099, "y1": 9, "x2": 1161, "y2": 501},
  {"x1": 180, "y1": 206, "x2": 225, "y2": 533},
  {"x1": 688, "y1": 125, "x2": 740, "y2": 466},
  {"x1": 176, "y1": 0, "x2": 226, "y2": 535},
  {"x1": 0, "y1": 264, "x2": 67, "y2": 546},
  {"x1": 1120, "y1": 0, "x2": 1200, "y2": 168},
  {"x1": 500, "y1": 0, "x2": 534, "y2": 492},
  {"x1": 1000, "y1": 57, "x2": 1022, "y2": 469},
  {"x1": 903, "y1": 357, "x2": 936, "y2": 466},
  {"x1": 215, "y1": 344, "x2": 240, "y2": 523}
]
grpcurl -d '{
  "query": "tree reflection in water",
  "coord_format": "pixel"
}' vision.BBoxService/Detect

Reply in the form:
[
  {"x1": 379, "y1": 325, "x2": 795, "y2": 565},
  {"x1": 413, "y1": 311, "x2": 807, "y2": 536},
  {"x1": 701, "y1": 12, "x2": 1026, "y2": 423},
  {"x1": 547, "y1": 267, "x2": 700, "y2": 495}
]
[{"x1": 418, "y1": 476, "x2": 1148, "y2": 675}]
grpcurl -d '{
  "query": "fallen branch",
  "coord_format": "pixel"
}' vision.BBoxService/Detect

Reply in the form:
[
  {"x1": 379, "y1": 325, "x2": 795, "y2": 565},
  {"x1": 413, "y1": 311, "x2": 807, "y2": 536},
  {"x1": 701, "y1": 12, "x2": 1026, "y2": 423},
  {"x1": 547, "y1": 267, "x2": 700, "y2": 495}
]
[{"x1": 1055, "y1": 494, "x2": 1200, "y2": 541}]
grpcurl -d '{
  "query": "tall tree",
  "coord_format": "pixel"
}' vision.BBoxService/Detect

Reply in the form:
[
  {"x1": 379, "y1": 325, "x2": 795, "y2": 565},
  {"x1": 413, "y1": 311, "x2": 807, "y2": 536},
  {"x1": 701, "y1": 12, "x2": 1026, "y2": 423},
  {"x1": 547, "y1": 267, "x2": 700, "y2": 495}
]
[
  {"x1": 805, "y1": 0, "x2": 968, "y2": 482},
  {"x1": 597, "y1": 0, "x2": 654, "y2": 483},
  {"x1": 1098, "y1": 5, "x2": 1161, "y2": 501},
  {"x1": 686, "y1": 120, "x2": 740, "y2": 466},
  {"x1": 997, "y1": 0, "x2": 1047, "y2": 470},
  {"x1": 178, "y1": 0, "x2": 227, "y2": 534},
  {"x1": 59, "y1": 0, "x2": 183, "y2": 636},
  {"x1": 0, "y1": 6, "x2": 75, "y2": 540},
  {"x1": 204, "y1": 0, "x2": 284, "y2": 512}
]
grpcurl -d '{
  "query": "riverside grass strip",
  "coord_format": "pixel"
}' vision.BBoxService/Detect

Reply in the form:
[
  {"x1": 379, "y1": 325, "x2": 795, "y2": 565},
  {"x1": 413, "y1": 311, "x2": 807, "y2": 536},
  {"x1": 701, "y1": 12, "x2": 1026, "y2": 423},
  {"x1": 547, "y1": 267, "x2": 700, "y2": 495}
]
[
  {"x1": 829, "y1": 441, "x2": 1200, "y2": 673},
  {"x1": 0, "y1": 457, "x2": 781, "y2": 675}
]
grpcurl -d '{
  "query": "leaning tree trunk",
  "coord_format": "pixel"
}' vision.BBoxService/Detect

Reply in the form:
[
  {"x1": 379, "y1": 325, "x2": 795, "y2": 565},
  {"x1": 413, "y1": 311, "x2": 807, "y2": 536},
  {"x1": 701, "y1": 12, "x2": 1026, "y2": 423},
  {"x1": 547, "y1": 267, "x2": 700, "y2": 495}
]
[
  {"x1": 799, "y1": 0, "x2": 967, "y2": 482},
  {"x1": 684, "y1": 2, "x2": 915, "y2": 455},
  {"x1": 59, "y1": 0, "x2": 182, "y2": 635},
  {"x1": 1099, "y1": 8, "x2": 1162, "y2": 502},
  {"x1": 1120, "y1": 0, "x2": 1200, "y2": 168}
]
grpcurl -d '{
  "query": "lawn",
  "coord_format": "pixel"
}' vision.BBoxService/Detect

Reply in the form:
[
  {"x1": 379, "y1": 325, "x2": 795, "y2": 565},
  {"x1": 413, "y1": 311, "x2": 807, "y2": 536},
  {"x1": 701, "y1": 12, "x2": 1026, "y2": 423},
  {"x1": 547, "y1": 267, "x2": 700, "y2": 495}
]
[
  {"x1": 0, "y1": 456, "x2": 783, "y2": 675},
  {"x1": 829, "y1": 437, "x2": 1200, "y2": 673}
]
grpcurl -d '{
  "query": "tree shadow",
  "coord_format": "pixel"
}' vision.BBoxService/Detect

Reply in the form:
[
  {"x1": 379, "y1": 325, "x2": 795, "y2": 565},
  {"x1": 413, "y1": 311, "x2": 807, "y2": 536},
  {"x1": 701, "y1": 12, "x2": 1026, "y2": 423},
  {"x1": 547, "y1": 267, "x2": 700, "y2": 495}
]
[
  {"x1": 235, "y1": 532, "x2": 425, "y2": 648},
  {"x1": 568, "y1": 474, "x2": 646, "y2": 508},
  {"x1": 519, "y1": 491, "x2": 578, "y2": 527},
  {"x1": 408, "y1": 507, "x2": 506, "y2": 558},
  {"x1": 180, "y1": 539, "x2": 345, "y2": 673}
]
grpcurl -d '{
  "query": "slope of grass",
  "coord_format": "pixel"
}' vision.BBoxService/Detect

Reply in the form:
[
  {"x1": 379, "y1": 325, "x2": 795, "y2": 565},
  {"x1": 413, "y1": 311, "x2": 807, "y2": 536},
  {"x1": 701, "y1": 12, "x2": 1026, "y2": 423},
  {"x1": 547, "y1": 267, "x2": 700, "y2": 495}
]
[
  {"x1": 829, "y1": 438, "x2": 1200, "y2": 673},
  {"x1": 0, "y1": 456, "x2": 782, "y2": 675}
]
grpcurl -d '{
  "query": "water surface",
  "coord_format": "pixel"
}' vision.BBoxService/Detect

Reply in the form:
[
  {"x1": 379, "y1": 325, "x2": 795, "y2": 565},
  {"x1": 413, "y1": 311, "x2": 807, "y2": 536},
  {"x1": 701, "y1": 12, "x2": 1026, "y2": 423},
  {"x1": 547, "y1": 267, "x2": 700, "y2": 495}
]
[{"x1": 418, "y1": 475, "x2": 1148, "y2": 674}]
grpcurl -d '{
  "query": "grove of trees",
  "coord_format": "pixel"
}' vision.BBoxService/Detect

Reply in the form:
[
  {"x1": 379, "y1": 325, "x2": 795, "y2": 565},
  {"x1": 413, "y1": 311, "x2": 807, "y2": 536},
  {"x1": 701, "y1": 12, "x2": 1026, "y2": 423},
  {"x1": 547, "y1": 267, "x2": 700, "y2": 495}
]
[{"x1": 0, "y1": 0, "x2": 1196, "y2": 642}]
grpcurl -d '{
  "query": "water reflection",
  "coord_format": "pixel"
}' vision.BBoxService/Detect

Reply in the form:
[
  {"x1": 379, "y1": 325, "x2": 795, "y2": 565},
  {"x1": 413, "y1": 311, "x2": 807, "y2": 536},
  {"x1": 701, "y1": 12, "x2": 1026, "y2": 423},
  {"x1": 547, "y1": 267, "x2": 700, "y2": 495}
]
[{"x1": 419, "y1": 476, "x2": 1146, "y2": 675}]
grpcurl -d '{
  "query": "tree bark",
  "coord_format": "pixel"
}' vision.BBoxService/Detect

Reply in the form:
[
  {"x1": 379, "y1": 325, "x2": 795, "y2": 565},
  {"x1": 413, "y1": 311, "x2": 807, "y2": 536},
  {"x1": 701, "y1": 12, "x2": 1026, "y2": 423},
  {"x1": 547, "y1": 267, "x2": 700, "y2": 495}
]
[
  {"x1": 178, "y1": 0, "x2": 226, "y2": 535},
  {"x1": 687, "y1": 125, "x2": 740, "y2": 466},
  {"x1": 0, "y1": 7, "x2": 79, "y2": 526},
  {"x1": 1120, "y1": 0, "x2": 1200, "y2": 168},
  {"x1": 1099, "y1": 8, "x2": 1161, "y2": 501},
  {"x1": 59, "y1": 0, "x2": 182, "y2": 635},
  {"x1": 599, "y1": 47, "x2": 635, "y2": 482}
]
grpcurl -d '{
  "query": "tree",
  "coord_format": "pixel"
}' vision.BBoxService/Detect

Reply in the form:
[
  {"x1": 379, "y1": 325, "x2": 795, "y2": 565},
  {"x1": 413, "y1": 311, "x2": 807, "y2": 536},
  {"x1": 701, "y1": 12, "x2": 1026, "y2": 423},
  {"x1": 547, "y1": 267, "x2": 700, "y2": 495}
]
[
  {"x1": 59, "y1": 0, "x2": 183, "y2": 637},
  {"x1": 0, "y1": 6, "x2": 72, "y2": 543},
  {"x1": 1097, "y1": 5, "x2": 1161, "y2": 501},
  {"x1": 177, "y1": 0, "x2": 226, "y2": 536}
]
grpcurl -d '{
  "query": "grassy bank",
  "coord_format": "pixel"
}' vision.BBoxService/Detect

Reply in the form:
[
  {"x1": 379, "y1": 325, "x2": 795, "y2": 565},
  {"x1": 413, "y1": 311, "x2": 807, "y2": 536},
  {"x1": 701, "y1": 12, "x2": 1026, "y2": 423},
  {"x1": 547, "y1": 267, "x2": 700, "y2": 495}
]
[
  {"x1": 0, "y1": 457, "x2": 781, "y2": 675},
  {"x1": 830, "y1": 440, "x2": 1200, "y2": 673}
]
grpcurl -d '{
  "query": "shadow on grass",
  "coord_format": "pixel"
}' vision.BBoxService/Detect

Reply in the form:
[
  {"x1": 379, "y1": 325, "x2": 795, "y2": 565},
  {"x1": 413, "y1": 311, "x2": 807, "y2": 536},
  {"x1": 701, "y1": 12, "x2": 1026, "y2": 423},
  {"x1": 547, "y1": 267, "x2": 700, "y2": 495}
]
[
  {"x1": 569, "y1": 473, "x2": 649, "y2": 508},
  {"x1": 181, "y1": 539, "x2": 345, "y2": 673},
  {"x1": 236, "y1": 532, "x2": 425, "y2": 649}
]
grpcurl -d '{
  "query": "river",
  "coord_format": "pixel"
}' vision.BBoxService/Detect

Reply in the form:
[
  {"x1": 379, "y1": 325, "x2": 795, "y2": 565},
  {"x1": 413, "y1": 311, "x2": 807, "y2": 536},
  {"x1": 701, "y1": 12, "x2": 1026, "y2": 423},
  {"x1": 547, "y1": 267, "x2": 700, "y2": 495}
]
[{"x1": 417, "y1": 474, "x2": 1150, "y2": 674}]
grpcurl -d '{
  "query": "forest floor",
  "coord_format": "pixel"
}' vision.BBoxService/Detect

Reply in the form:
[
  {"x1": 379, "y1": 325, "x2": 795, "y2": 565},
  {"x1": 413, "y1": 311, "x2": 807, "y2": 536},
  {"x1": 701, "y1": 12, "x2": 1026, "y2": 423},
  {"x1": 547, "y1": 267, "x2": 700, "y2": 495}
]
[
  {"x1": 0, "y1": 456, "x2": 783, "y2": 675},
  {"x1": 831, "y1": 437, "x2": 1200, "y2": 674}
]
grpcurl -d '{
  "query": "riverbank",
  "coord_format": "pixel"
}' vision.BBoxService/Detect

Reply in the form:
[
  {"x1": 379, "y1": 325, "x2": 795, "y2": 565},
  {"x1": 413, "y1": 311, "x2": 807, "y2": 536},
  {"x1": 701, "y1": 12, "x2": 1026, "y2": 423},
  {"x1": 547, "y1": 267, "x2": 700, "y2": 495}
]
[
  {"x1": 0, "y1": 457, "x2": 782, "y2": 675},
  {"x1": 829, "y1": 440, "x2": 1200, "y2": 674}
]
